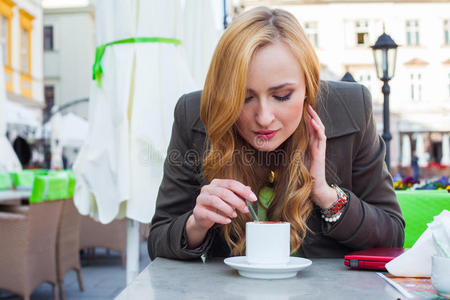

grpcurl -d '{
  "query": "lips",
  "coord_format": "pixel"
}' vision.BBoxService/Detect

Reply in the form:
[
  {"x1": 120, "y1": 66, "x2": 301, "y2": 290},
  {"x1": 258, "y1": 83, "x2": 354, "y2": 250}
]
[{"x1": 254, "y1": 129, "x2": 278, "y2": 140}]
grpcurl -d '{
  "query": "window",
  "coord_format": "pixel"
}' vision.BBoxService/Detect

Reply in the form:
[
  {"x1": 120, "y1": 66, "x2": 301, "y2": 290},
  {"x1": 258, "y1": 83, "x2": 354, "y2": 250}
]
[
  {"x1": 21, "y1": 28, "x2": 29, "y2": 74},
  {"x1": 0, "y1": 0, "x2": 14, "y2": 92},
  {"x1": 44, "y1": 85, "x2": 54, "y2": 121},
  {"x1": 0, "y1": 15, "x2": 7, "y2": 65},
  {"x1": 406, "y1": 20, "x2": 420, "y2": 46},
  {"x1": 445, "y1": 20, "x2": 450, "y2": 46},
  {"x1": 304, "y1": 22, "x2": 318, "y2": 48},
  {"x1": 358, "y1": 73, "x2": 373, "y2": 93},
  {"x1": 355, "y1": 20, "x2": 369, "y2": 46},
  {"x1": 410, "y1": 72, "x2": 422, "y2": 101},
  {"x1": 354, "y1": 70, "x2": 377, "y2": 99},
  {"x1": 44, "y1": 25, "x2": 53, "y2": 51},
  {"x1": 19, "y1": 9, "x2": 34, "y2": 98}
]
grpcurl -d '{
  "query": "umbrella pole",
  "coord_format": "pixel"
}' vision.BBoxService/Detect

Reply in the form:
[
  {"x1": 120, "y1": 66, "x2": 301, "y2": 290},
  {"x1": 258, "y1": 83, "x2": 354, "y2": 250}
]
[{"x1": 126, "y1": 219, "x2": 140, "y2": 284}]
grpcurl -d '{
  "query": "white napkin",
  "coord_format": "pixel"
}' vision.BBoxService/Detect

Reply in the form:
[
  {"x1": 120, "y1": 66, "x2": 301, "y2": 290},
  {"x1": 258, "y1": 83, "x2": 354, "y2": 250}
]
[
  {"x1": 429, "y1": 210, "x2": 450, "y2": 258},
  {"x1": 386, "y1": 210, "x2": 450, "y2": 277}
]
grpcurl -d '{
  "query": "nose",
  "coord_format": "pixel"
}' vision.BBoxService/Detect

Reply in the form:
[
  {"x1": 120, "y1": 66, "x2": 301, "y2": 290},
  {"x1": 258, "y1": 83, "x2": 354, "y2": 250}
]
[{"x1": 255, "y1": 100, "x2": 275, "y2": 128}]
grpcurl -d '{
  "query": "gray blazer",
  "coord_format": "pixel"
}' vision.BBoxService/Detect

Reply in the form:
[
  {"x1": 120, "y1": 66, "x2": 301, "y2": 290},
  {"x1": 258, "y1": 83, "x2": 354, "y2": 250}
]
[{"x1": 148, "y1": 81, "x2": 405, "y2": 260}]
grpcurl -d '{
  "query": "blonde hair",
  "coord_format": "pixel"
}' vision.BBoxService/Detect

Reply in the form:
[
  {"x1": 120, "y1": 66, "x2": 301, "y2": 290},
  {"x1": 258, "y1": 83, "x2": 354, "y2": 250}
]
[{"x1": 200, "y1": 7, "x2": 321, "y2": 256}]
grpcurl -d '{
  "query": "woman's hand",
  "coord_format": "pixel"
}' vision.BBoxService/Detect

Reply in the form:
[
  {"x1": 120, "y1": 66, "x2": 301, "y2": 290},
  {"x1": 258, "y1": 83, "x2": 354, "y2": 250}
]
[
  {"x1": 186, "y1": 179, "x2": 257, "y2": 248},
  {"x1": 307, "y1": 105, "x2": 336, "y2": 209}
]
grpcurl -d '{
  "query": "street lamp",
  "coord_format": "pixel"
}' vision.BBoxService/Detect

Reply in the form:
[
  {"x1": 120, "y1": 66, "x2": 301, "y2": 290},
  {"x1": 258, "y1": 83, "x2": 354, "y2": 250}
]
[{"x1": 371, "y1": 32, "x2": 398, "y2": 170}]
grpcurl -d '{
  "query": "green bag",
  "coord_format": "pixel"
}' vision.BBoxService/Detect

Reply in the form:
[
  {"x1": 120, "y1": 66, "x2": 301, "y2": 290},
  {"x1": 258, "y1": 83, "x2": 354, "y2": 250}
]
[
  {"x1": 30, "y1": 175, "x2": 69, "y2": 203},
  {"x1": 0, "y1": 173, "x2": 13, "y2": 190},
  {"x1": 396, "y1": 190, "x2": 450, "y2": 248},
  {"x1": 11, "y1": 171, "x2": 35, "y2": 189}
]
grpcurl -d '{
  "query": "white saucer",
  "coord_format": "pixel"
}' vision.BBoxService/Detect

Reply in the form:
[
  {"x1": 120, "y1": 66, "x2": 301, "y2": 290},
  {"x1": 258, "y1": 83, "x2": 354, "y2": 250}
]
[{"x1": 224, "y1": 256, "x2": 312, "y2": 279}]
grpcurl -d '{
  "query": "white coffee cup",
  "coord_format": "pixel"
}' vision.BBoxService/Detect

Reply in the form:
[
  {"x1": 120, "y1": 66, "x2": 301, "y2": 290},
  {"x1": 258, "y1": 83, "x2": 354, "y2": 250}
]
[
  {"x1": 246, "y1": 221, "x2": 290, "y2": 265},
  {"x1": 431, "y1": 255, "x2": 450, "y2": 297}
]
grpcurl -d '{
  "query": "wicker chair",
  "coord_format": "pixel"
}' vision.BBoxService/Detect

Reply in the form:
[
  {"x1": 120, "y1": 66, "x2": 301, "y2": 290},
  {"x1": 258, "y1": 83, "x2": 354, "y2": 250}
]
[
  {"x1": 79, "y1": 216, "x2": 127, "y2": 267},
  {"x1": 56, "y1": 198, "x2": 84, "y2": 300},
  {"x1": 0, "y1": 200, "x2": 63, "y2": 300}
]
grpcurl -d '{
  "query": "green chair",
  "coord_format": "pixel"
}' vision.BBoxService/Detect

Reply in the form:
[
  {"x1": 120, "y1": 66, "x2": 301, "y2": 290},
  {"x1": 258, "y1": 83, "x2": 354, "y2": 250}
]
[{"x1": 396, "y1": 190, "x2": 450, "y2": 248}]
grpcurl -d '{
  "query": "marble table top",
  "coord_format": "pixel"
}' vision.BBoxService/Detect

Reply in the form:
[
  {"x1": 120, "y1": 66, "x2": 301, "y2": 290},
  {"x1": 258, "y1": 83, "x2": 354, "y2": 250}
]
[{"x1": 116, "y1": 257, "x2": 405, "y2": 300}]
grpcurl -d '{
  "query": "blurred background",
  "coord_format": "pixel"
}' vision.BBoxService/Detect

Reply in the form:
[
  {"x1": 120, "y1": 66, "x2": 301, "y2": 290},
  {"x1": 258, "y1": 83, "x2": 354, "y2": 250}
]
[{"x1": 1, "y1": 0, "x2": 449, "y2": 179}]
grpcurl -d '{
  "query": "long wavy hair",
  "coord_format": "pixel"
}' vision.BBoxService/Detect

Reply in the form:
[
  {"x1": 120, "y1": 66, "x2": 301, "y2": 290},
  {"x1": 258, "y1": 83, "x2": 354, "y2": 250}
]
[{"x1": 200, "y1": 7, "x2": 321, "y2": 256}]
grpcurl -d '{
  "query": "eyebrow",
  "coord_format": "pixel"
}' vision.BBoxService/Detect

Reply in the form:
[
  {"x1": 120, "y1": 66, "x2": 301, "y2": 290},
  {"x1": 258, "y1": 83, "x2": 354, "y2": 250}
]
[{"x1": 247, "y1": 83, "x2": 294, "y2": 93}]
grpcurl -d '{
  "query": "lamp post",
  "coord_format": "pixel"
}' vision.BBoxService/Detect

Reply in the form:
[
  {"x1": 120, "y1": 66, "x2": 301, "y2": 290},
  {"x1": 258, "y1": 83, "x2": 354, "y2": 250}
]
[{"x1": 371, "y1": 33, "x2": 398, "y2": 170}]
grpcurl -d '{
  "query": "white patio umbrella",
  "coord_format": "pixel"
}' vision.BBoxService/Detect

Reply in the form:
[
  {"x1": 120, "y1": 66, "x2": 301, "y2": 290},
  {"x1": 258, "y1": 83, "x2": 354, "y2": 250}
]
[
  {"x1": 182, "y1": 0, "x2": 223, "y2": 86},
  {"x1": 60, "y1": 113, "x2": 88, "y2": 147},
  {"x1": 50, "y1": 112, "x2": 64, "y2": 169},
  {"x1": 42, "y1": 112, "x2": 88, "y2": 147},
  {"x1": 415, "y1": 133, "x2": 428, "y2": 167},
  {"x1": 0, "y1": 45, "x2": 21, "y2": 172},
  {"x1": 441, "y1": 134, "x2": 450, "y2": 166},
  {"x1": 73, "y1": 0, "x2": 197, "y2": 283},
  {"x1": 401, "y1": 134, "x2": 411, "y2": 167}
]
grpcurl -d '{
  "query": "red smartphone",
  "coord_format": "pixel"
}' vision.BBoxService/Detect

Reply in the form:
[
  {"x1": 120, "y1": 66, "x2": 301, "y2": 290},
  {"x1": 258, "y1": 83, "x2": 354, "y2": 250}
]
[{"x1": 344, "y1": 248, "x2": 405, "y2": 271}]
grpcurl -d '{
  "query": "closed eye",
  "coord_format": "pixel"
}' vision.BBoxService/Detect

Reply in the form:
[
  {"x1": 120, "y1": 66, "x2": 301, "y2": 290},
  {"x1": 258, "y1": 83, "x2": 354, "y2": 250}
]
[
  {"x1": 274, "y1": 91, "x2": 292, "y2": 101},
  {"x1": 244, "y1": 96, "x2": 253, "y2": 103}
]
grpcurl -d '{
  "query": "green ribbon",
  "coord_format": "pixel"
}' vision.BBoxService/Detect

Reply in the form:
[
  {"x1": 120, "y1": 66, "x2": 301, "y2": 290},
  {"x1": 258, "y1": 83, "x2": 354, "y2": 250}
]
[{"x1": 92, "y1": 37, "x2": 182, "y2": 88}]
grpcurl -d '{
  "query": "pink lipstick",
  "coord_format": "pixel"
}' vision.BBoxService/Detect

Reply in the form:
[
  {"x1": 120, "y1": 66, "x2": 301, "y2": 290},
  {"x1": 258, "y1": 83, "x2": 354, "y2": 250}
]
[{"x1": 254, "y1": 130, "x2": 278, "y2": 140}]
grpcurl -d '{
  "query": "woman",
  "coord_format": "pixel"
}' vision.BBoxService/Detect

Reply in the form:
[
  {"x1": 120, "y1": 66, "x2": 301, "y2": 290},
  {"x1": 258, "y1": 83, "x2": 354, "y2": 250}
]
[{"x1": 148, "y1": 7, "x2": 404, "y2": 260}]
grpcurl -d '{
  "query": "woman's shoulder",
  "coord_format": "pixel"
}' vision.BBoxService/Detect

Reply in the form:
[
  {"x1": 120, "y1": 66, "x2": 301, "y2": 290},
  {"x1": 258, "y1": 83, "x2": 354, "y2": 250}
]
[
  {"x1": 320, "y1": 80, "x2": 371, "y2": 108},
  {"x1": 318, "y1": 80, "x2": 373, "y2": 138},
  {"x1": 175, "y1": 90, "x2": 205, "y2": 133}
]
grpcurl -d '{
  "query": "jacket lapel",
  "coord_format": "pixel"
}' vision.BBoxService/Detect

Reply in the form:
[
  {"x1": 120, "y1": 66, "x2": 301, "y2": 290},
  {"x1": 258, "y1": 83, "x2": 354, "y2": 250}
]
[
  {"x1": 192, "y1": 117, "x2": 206, "y2": 134},
  {"x1": 316, "y1": 81, "x2": 360, "y2": 139}
]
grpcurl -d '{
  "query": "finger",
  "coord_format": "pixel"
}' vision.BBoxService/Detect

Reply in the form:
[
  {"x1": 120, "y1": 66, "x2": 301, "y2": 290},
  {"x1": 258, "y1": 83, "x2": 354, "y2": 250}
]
[
  {"x1": 195, "y1": 206, "x2": 231, "y2": 225},
  {"x1": 307, "y1": 105, "x2": 325, "y2": 129},
  {"x1": 206, "y1": 186, "x2": 250, "y2": 214},
  {"x1": 307, "y1": 116, "x2": 316, "y2": 140},
  {"x1": 197, "y1": 194, "x2": 237, "y2": 218},
  {"x1": 210, "y1": 179, "x2": 257, "y2": 202}
]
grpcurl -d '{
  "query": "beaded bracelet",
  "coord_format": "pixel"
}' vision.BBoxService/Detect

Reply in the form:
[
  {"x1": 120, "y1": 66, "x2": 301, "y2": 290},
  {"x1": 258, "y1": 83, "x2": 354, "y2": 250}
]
[
  {"x1": 321, "y1": 184, "x2": 348, "y2": 223},
  {"x1": 323, "y1": 212, "x2": 342, "y2": 223}
]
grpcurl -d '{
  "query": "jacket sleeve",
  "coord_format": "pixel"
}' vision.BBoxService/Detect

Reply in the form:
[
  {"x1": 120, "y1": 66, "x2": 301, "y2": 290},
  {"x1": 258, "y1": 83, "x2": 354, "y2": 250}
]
[
  {"x1": 147, "y1": 94, "x2": 214, "y2": 260},
  {"x1": 323, "y1": 85, "x2": 405, "y2": 249}
]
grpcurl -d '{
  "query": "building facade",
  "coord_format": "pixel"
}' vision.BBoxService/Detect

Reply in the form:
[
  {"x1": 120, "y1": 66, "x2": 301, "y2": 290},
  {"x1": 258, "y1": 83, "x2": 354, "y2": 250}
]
[
  {"x1": 1, "y1": 0, "x2": 43, "y2": 145},
  {"x1": 42, "y1": 1, "x2": 95, "y2": 168},
  {"x1": 43, "y1": 1, "x2": 95, "y2": 120},
  {"x1": 234, "y1": 0, "x2": 450, "y2": 174}
]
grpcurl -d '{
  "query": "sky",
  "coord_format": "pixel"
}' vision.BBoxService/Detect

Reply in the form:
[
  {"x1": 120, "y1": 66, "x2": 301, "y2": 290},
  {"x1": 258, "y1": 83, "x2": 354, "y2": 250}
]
[{"x1": 42, "y1": 0, "x2": 91, "y2": 9}]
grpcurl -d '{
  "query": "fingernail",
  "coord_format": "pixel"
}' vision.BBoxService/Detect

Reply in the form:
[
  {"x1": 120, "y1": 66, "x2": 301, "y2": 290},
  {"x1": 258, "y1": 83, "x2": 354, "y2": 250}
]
[
  {"x1": 250, "y1": 193, "x2": 257, "y2": 202},
  {"x1": 244, "y1": 206, "x2": 249, "y2": 213},
  {"x1": 226, "y1": 219, "x2": 231, "y2": 224},
  {"x1": 232, "y1": 211, "x2": 237, "y2": 218}
]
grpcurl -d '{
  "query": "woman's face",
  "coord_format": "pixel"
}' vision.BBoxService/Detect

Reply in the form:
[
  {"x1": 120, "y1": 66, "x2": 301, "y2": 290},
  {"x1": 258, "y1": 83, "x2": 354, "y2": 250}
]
[{"x1": 235, "y1": 41, "x2": 306, "y2": 152}]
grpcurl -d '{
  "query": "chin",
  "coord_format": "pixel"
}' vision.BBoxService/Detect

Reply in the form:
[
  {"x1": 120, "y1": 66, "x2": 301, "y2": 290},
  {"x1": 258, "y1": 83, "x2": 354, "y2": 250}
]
[{"x1": 252, "y1": 141, "x2": 281, "y2": 152}]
